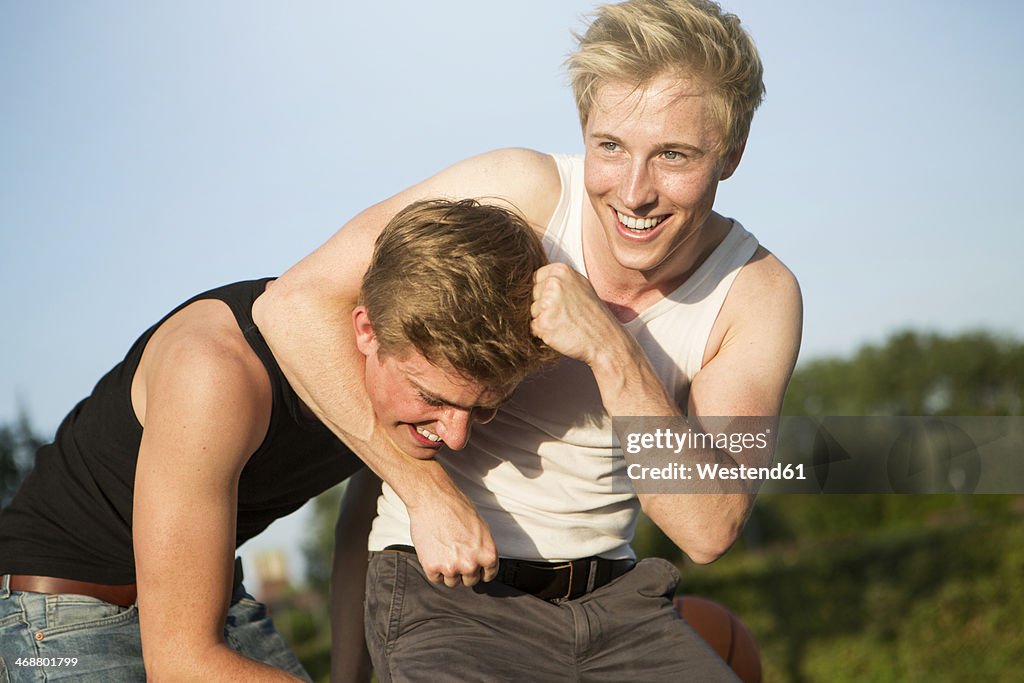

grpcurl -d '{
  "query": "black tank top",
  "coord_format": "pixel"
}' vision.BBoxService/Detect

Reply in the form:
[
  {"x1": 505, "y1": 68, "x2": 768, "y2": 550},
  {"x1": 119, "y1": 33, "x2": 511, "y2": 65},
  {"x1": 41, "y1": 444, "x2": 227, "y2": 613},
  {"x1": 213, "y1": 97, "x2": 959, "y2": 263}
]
[{"x1": 0, "y1": 279, "x2": 361, "y2": 584}]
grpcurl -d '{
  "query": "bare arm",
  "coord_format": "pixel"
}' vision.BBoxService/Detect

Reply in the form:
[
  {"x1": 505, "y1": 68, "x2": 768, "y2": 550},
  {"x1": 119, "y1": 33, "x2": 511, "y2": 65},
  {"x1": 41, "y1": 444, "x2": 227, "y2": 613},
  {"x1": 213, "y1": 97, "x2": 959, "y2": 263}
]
[
  {"x1": 252, "y1": 148, "x2": 560, "y2": 584},
  {"x1": 330, "y1": 469, "x2": 380, "y2": 683},
  {"x1": 132, "y1": 301, "x2": 303, "y2": 681},
  {"x1": 531, "y1": 247, "x2": 802, "y2": 564},
  {"x1": 644, "y1": 249, "x2": 802, "y2": 562}
]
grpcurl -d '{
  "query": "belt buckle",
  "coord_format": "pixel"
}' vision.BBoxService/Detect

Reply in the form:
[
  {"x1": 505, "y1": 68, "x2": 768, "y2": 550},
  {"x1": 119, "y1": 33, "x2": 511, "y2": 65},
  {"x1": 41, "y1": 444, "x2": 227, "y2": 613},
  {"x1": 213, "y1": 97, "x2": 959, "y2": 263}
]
[
  {"x1": 559, "y1": 562, "x2": 574, "y2": 601},
  {"x1": 562, "y1": 558, "x2": 599, "y2": 601},
  {"x1": 531, "y1": 561, "x2": 574, "y2": 601}
]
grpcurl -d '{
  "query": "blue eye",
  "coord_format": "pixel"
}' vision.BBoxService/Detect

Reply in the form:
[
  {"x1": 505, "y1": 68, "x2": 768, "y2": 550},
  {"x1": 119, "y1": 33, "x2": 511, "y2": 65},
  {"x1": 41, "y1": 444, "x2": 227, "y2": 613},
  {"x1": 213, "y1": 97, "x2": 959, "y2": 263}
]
[
  {"x1": 663, "y1": 150, "x2": 681, "y2": 160},
  {"x1": 600, "y1": 141, "x2": 619, "y2": 152}
]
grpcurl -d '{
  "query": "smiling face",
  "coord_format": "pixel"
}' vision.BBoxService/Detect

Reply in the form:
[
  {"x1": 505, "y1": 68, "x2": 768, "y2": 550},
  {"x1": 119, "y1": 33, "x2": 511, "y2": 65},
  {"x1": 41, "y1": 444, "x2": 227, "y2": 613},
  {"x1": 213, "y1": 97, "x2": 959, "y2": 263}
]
[
  {"x1": 583, "y1": 73, "x2": 744, "y2": 283},
  {"x1": 353, "y1": 306, "x2": 511, "y2": 458}
]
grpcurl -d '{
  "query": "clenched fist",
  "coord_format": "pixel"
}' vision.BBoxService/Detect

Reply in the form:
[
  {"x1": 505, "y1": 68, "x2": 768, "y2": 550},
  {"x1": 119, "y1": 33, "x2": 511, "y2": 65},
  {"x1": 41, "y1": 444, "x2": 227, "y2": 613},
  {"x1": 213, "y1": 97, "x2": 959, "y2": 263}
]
[{"x1": 530, "y1": 263, "x2": 622, "y2": 365}]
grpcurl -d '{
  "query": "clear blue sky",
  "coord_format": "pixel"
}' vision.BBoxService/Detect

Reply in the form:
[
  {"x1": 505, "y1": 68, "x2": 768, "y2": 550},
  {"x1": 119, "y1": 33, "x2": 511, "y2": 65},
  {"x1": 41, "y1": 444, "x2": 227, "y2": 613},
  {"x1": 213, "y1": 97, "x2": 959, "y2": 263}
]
[{"x1": 2, "y1": 1, "x2": 1022, "y2": 578}]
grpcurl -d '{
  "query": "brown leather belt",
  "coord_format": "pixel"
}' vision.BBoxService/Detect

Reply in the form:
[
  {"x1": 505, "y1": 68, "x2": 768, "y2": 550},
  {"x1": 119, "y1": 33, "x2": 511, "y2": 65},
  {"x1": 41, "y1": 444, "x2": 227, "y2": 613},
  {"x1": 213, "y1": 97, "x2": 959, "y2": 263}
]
[
  {"x1": 8, "y1": 575, "x2": 137, "y2": 608},
  {"x1": 7, "y1": 559, "x2": 244, "y2": 609}
]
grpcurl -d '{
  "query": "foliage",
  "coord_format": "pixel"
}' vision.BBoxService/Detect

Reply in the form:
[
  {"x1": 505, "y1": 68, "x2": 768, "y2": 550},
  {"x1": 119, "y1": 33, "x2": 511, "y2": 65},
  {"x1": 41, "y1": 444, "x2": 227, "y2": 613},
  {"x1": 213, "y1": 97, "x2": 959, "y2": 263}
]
[
  {"x1": 271, "y1": 590, "x2": 334, "y2": 683},
  {"x1": 302, "y1": 483, "x2": 346, "y2": 595},
  {"x1": 783, "y1": 330, "x2": 1023, "y2": 417},
  {"x1": 272, "y1": 483, "x2": 346, "y2": 683},
  {"x1": 0, "y1": 411, "x2": 45, "y2": 508},
  {"x1": 680, "y1": 512, "x2": 1024, "y2": 682}
]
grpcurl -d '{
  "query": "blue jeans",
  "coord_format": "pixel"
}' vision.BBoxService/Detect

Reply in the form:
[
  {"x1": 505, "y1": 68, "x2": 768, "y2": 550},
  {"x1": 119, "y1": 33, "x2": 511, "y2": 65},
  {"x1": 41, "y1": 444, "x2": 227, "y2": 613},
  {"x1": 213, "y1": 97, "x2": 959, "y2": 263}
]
[{"x1": 0, "y1": 574, "x2": 311, "y2": 682}]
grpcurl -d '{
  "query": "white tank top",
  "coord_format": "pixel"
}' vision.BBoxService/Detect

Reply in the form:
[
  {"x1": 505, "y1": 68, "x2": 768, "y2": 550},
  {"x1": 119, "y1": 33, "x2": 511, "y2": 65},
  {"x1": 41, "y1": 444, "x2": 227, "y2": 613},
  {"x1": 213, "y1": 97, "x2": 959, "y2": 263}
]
[{"x1": 368, "y1": 154, "x2": 759, "y2": 560}]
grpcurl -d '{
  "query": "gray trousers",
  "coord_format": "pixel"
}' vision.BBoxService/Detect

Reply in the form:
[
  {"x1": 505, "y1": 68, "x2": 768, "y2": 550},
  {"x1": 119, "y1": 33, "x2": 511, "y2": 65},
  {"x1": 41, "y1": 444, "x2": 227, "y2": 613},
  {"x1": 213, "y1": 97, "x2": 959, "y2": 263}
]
[{"x1": 365, "y1": 551, "x2": 739, "y2": 682}]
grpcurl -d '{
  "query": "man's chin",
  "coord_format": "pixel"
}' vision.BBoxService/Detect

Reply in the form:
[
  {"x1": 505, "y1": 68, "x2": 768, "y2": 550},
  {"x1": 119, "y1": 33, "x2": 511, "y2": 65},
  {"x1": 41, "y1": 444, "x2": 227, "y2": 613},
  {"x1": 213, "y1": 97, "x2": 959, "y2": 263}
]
[{"x1": 405, "y1": 443, "x2": 441, "y2": 460}]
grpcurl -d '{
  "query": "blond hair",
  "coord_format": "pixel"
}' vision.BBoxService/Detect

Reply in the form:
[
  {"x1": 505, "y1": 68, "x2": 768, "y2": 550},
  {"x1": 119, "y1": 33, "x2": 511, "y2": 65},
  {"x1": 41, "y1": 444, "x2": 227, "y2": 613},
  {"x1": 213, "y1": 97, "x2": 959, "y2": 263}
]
[
  {"x1": 568, "y1": 0, "x2": 765, "y2": 154},
  {"x1": 360, "y1": 199, "x2": 556, "y2": 388}
]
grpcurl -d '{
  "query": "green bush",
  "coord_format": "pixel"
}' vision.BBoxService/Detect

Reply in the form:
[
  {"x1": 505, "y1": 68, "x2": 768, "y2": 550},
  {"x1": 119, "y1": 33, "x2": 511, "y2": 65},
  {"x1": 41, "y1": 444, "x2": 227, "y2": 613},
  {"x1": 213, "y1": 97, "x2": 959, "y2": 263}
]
[{"x1": 678, "y1": 512, "x2": 1024, "y2": 682}]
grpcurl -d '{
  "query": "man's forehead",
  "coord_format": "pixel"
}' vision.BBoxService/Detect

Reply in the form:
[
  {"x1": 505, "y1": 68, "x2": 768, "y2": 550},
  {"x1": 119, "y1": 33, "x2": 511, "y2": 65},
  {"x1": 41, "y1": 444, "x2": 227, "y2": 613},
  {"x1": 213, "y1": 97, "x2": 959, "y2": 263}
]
[
  {"x1": 396, "y1": 353, "x2": 513, "y2": 409},
  {"x1": 593, "y1": 72, "x2": 705, "y2": 108},
  {"x1": 588, "y1": 75, "x2": 720, "y2": 140}
]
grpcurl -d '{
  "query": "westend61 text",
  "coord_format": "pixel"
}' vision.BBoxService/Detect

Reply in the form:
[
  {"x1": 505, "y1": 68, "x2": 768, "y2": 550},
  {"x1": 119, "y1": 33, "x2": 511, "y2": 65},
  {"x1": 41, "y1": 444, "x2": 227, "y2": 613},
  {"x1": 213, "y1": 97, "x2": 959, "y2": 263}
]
[{"x1": 627, "y1": 462, "x2": 806, "y2": 482}]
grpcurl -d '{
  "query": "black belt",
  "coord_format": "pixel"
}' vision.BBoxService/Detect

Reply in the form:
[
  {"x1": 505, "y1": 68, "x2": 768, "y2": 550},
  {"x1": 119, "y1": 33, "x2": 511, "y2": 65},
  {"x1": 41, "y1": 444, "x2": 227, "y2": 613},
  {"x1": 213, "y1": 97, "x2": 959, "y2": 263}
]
[{"x1": 384, "y1": 545, "x2": 634, "y2": 602}]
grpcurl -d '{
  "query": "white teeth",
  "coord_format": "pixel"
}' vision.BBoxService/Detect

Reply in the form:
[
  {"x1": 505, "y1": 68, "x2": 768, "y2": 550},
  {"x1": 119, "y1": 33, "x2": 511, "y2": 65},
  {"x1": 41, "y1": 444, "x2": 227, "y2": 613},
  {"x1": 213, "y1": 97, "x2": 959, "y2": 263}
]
[
  {"x1": 416, "y1": 426, "x2": 442, "y2": 443},
  {"x1": 616, "y1": 211, "x2": 665, "y2": 231}
]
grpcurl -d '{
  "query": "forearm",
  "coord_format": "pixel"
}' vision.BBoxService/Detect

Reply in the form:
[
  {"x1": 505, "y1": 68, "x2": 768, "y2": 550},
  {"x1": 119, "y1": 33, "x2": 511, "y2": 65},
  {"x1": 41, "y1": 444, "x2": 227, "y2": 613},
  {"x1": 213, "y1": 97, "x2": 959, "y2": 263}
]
[
  {"x1": 146, "y1": 642, "x2": 305, "y2": 682},
  {"x1": 589, "y1": 330, "x2": 678, "y2": 418},
  {"x1": 590, "y1": 329, "x2": 759, "y2": 562},
  {"x1": 639, "y1": 491, "x2": 754, "y2": 564}
]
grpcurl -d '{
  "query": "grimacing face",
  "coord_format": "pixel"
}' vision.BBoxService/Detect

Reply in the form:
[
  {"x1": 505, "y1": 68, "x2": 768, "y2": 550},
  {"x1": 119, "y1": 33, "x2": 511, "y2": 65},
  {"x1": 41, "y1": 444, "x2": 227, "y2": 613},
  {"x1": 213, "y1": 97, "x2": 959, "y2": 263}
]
[
  {"x1": 353, "y1": 306, "x2": 511, "y2": 458},
  {"x1": 582, "y1": 73, "x2": 743, "y2": 281}
]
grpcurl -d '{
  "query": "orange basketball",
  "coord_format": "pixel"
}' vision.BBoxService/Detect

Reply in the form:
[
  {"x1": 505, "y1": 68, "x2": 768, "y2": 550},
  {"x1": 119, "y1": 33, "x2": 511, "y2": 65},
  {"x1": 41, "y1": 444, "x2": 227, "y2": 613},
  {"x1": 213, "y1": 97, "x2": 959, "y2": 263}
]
[{"x1": 674, "y1": 595, "x2": 762, "y2": 683}]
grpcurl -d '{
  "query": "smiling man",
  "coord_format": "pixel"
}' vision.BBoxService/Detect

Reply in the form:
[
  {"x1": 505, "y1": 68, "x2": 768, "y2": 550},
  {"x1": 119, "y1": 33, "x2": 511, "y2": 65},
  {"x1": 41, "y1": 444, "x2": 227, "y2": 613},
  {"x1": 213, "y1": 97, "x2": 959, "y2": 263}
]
[
  {"x1": 0, "y1": 199, "x2": 552, "y2": 682},
  {"x1": 256, "y1": 0, "x2": 803, "y2": 680}
]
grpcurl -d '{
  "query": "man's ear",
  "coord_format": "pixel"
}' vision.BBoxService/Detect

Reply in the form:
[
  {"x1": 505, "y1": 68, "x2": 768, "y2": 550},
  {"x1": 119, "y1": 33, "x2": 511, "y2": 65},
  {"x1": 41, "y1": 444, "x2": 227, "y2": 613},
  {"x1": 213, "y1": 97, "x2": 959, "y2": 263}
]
[
  {"x1": 719, "y1": 139, "x2": 747, "y2": 181},
  {"x1": 352, "y1": 305, "x2": 378, "y2": 358}
]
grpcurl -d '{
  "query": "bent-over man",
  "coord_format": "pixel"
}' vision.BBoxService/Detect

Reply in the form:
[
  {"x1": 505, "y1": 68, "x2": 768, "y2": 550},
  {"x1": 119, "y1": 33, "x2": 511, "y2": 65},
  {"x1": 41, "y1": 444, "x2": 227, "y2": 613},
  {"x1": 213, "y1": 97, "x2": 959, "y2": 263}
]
[{"x1": 0, "y1": 199, "x2": 554, "y2": 681}]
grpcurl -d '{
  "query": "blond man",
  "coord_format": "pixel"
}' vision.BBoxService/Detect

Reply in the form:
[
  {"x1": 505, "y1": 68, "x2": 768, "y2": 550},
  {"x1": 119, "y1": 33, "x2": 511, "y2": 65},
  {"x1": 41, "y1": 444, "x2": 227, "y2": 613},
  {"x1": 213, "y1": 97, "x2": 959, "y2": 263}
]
[
  {"x1": 0, "y1": 200, "x2": 551, "y2": 682},
  {"x1": 256, "y1": 0, "x2": 803, "y2": 679}
]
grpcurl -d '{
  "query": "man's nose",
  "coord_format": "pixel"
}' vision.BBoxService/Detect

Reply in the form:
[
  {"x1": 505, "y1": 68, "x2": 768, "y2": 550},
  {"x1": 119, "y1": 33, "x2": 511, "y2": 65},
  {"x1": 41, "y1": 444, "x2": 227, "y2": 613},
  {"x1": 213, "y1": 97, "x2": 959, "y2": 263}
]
[
  {"x1": 619, "y1": 160, "x2": 657, "y2": 211},
  {"x1": 437, "y1": 408, "x2": 474, "y2": 451}
]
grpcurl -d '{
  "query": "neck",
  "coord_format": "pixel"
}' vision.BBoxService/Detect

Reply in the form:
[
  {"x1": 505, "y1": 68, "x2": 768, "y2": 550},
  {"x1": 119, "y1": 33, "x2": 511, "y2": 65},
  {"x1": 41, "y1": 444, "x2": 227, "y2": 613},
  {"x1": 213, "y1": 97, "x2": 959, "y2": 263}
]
[{"x1": 582, "y1": 208, "x2": 731, "y2": 322}]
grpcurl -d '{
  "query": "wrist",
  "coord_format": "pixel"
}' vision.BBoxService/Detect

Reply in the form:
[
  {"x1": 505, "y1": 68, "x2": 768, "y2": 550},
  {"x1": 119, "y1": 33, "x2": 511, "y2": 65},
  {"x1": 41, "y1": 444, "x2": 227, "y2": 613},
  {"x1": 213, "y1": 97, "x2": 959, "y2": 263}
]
[
  {"x1": 590, "y1": 334, "x2": 680, "y2": 418},
  {"x1": 401, "y1": 463, "x2": 465, "y2": 512},
  {"x1": 588, "y1": 331, "x2": 637, "y2": 383},
  {"x1": 372, "y1": 447, "x2": 463, "y2": 513}
]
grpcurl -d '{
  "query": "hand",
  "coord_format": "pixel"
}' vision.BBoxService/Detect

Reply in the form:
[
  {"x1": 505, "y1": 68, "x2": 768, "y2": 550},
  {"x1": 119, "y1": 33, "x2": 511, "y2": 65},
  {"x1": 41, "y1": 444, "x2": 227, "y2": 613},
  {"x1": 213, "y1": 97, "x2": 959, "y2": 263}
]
[
  {"x1": 530, "y1": 263, "x2": 621, "y2": 365},
  {"x1": 407, "y1": 484, "x2": 498, "y2": 587},
  {"x1": 361, "y1": 406, "x2": 498, "y2": 588}
]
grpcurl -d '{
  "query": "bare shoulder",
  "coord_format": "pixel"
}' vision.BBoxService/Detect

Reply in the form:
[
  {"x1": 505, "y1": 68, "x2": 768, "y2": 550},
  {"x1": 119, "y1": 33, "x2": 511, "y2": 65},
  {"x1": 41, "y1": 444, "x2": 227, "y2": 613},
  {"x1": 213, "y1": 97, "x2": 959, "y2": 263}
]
[
  {"x1": 700, "y1": 242, "x2": 800, "y2": 345},
  {"x1": 433, "y1": 148, "x2": 562, "y2": 231},
  {"x1": 462, "y1": 147, "x2": 557, "y2": 177},
  {"x1": 700, "y1": 244, "x2": 803, "y2": 397},
  {"x1": 731, "y1": 245, "x2": 802, "y2": 317},
  {"x1": 133, "y1": 299, "x2": 272, "y2": 450},
  {"x1": 713, "y1": 244, "x2": 802, "y2": 356}
]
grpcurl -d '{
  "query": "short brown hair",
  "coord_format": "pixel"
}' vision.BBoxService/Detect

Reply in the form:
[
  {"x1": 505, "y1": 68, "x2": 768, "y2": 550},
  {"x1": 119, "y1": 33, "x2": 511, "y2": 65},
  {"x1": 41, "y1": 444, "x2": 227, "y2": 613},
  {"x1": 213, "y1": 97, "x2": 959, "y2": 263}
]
[
  {"x1": 360, "y1": 199, "x2": 557, "y2": 388},
  {"x1": 568, "y1": 0, "x2": 765, "y2": 154}
]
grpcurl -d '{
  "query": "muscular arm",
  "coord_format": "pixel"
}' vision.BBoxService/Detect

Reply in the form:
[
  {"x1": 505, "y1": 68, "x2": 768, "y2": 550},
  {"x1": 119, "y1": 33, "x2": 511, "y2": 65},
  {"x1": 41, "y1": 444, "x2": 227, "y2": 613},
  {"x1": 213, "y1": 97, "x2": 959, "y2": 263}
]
[
  {"x1": 531, "y1": 247, "x2": 802, "y2": 565},
  {"x1": 251, "y1": 148, "x2": 560, "y2": 583},
  {"x1": 132, "y1": 301, "x2": 302, "y2": 681},
  {"x1": 646, "y1": 249, "x2": 802, "y2": 563}
]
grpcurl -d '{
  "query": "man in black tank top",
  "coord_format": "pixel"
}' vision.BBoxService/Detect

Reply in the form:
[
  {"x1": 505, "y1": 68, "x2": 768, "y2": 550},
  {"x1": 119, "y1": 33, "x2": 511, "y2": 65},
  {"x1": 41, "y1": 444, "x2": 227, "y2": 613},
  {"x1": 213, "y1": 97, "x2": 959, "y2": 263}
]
[{"x1": 0, "y1": 199, "x2": 554, "y2": 682}]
